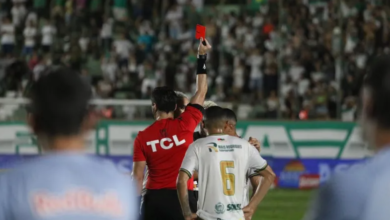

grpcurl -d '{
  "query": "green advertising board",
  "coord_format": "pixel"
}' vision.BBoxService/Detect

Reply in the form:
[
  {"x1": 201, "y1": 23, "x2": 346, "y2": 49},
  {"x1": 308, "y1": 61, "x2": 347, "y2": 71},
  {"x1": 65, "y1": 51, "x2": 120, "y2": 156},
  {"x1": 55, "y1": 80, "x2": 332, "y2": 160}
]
[{"x1": 0, "y1": 121, "x2": 369, "y2": 159}]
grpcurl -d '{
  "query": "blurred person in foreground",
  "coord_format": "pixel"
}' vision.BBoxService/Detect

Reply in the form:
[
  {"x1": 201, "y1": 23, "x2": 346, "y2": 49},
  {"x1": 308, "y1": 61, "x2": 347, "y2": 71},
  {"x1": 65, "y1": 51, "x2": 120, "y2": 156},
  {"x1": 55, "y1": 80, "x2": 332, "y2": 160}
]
[
  {"x1": 0, "y1": 68, "x2": 138, "y2": 220},
  {"x1": 304, "y1": 55, "x2": 390, "y2": 220},
  {"x1": 132, "y1": 38, "x2": 211, "y2": 220},
  {"x1": 177, "y1": 106, "x2": 274, "y2": 220}
]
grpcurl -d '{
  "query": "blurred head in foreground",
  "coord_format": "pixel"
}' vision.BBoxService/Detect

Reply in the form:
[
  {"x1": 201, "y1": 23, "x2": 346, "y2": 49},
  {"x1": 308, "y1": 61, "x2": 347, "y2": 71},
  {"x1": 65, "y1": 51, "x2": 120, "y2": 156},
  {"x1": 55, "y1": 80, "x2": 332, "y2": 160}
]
[
  {"x1": 361, "y1": 55, "x2": 390, "y2": 149},
  {"x1": 151, "y1": 86, "x2": 177, "y2": 119},
  {"x1": 28, "y1": 67, "x2": 92, "y2": 151},
  {"x1": 174, "y1": 91, "x2": 189, "y2": 118}
]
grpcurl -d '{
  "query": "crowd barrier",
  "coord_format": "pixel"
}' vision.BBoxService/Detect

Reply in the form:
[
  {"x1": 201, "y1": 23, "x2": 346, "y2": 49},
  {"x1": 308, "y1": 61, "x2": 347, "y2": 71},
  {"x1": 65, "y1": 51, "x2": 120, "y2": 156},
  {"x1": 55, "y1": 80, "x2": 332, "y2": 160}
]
[{"x1": 0, "y1": 121, "x2": 370, "y2": 189}]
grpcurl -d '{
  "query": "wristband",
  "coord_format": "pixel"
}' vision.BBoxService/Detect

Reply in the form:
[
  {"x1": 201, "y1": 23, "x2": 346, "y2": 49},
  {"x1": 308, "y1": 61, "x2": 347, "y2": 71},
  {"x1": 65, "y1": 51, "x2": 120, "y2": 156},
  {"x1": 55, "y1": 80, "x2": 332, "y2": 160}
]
[{"x1": 197, "y1": 55, "x2": 207, "y2": 75}]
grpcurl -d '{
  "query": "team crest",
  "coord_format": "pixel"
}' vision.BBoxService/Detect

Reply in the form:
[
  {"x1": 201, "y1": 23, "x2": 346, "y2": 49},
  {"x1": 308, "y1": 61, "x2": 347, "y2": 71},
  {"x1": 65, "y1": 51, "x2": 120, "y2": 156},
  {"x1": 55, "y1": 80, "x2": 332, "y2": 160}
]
[{"x1": 215, "y1": 202, "x2": 225, "y2": 214}]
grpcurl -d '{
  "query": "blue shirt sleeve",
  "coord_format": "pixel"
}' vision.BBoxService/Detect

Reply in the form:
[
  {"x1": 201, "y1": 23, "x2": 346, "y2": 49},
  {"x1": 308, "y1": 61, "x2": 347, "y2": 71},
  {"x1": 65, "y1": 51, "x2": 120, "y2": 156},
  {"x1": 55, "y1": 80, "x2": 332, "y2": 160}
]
[
  {"x1": 0, "y1": 174, "x2": 9, "y2": 219},
  {"x1": 361, "y1": 175, "x2": 390, "y2": 220},
  {"x1": 128, "y1": 177, "x2": 140, "y2": 220},
  {"x1": 304, "y1": 172, "x2": 366, "y2": 220}
]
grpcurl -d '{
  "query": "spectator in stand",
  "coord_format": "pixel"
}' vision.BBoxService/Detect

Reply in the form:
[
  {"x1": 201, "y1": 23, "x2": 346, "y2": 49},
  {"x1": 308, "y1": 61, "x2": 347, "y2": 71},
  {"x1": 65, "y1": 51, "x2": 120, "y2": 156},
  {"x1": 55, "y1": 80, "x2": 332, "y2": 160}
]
[
  {"x1": 33, "y1": 0, "x2": 46, "y2": 18},
  {"x1": 32, "y1": 55, "x2": 46, "y2": 81},
  {"x1": 22, "y1": 21, "x2": 37, "y2": 56},
  {"x1": 113, "y1": 33, "x2": 133, "y2": 69},
  {"x1": 248, "y1": 49, "x2": 263, "y2": 97},
  {"x1": 28, "y1": 52, "x2": 39, "y2": 70},
  {"x1": 11, "y1": 1, "x2": 26, "y2": 27},
  {"x1": 100, "y1": 17, "x2": 113, "y2": 50},
  {"x1": 41, "y1": 19, "x2": 56, "y2": 54},
  {"x1": 266, "y1": 90, "x2": 279, "y2": 118},
  {"x1": 1, "y1": 17, "x2": 15, "y2": 56},
  {"x1": 140, "y1": 61, "x2": 157, "y2": 98},
  {"x1": 64, "y1": 0, "x2": 73, "y2": 26},
  {"x1": 232, "y1": 60, "x2": 244, "y2": 95},
  {"x1": 0, "y1": 0, "x2": 389, "y2": 121},
  {"x1": 165, "y1": 3, "x2": 183, "y2": 40},
  {"x1": 112, "y1": 0, "x2": 127, "y2": 22}
]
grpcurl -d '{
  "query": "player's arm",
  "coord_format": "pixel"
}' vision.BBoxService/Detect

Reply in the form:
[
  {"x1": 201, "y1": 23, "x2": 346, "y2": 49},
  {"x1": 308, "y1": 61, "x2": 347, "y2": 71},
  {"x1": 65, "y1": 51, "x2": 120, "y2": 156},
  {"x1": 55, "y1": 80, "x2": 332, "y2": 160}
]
[
  {"x1": 177, "y1": 172, "x2": 195, "y2": 220},
  {"x1": 243, "y1": 147, "x2": 275, "y2": 219},
  {"x1": 177, "y1": 144, "x2": 199, "y2": 220},
  {"x1": 248, "y1": 137, "x2": 261, "y2": 152},
  {"x1": 189, "y1": 38, "x2": 211, "y2": 106},
  {"x1": 131, "y1": 136, "x2": 146, "y2": 195},
  {"x1": 249, "y1": 175, "x2": 262, "y2": 199},
  {"x1": 246, "y1": 166, "x2": 275, "y2": 209},
  {"x1": 178, "y1": 39, "x2": 212, "y2": 132}
]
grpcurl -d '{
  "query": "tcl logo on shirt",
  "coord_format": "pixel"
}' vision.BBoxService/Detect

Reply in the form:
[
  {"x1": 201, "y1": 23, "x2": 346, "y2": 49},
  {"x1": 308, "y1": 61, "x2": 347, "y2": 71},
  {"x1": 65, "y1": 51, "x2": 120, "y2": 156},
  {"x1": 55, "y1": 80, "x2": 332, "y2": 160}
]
[
  {"x1": 133, "y1": 105, "x2": 203, "y2": 190},
  {"x1": 147, "y1": 135, "x2": 186, "y2": 152}
]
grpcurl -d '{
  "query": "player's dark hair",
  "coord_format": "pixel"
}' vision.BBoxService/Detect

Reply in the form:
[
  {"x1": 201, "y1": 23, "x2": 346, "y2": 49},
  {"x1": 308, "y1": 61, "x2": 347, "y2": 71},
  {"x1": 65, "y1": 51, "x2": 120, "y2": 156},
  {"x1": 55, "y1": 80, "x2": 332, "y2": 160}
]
[
  {"x1": 204, "y1": 106, "x2": 225, "y2": 130},
  {"x1": 223, "y1": 108, "x2": 237, "y2": 123},
  {"x1": 175, "y1": 91, "x2": 188, "y2": 110},
  {"x1": 151, "y1": 86, "x2": 177, "y2": 113},
  {"x1": 364, "y1": 55, "x2": 390, "y2": 129},
  {"x1": 30, "y1": 67, "x2": 91, "y2": 137}
]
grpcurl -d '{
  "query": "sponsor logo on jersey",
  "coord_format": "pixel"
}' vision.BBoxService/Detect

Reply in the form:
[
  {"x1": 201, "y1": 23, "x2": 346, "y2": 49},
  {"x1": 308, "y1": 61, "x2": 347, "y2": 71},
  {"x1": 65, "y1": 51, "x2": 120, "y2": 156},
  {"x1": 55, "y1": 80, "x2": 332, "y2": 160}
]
[
  {"x1": 208, "y1": 142, "x2": 218, "y2": 152},
  {"x1": 217, "y1": 144, "x2": 242, "y2": 152},
  {"x1": 217, "y1": 138, "x2": 225, "y2": 141},
  {"x1": 215, "y1": 202, "x2": 225, "y2": 214},
  {"x1": 227, "y1": 203, "x2": 242, "y2": 211}
]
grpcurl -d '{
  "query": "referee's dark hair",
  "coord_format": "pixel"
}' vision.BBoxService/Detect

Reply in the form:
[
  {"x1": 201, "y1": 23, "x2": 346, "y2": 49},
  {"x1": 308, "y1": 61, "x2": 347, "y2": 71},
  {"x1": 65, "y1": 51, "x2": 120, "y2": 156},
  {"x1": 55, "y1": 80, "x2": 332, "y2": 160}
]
[
  {"x1": 204, "y1": 106, "x2": 225, "y2": 130},
  {"x1": 29, "y1": 67, "x2": 91, "y2": 137},
  {"x1": 363, "y1": 55, "x2": 390, "y2": 128},
  {"x1": 151, "y1": 86, "x2": 177, "y2": 114}
]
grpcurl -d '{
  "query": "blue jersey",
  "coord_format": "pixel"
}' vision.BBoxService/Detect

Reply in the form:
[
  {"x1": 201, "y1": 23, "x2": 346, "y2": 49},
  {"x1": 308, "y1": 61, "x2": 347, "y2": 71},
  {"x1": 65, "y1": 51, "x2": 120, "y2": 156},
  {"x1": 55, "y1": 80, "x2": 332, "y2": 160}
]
[
  {"x1": 304, "y1": 148, "x2": 390, "y2": 220},
  {"x1": 0, "y1": 153, "x2": 137, "y2": 220}
]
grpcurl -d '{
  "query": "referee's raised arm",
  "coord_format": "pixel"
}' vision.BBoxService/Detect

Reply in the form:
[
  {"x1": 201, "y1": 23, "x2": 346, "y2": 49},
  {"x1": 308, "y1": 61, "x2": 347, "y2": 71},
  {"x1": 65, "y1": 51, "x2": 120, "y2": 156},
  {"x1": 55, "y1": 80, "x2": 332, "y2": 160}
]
[{"x1": 189, "y1": 38, "x2": 212, "y2": 106}]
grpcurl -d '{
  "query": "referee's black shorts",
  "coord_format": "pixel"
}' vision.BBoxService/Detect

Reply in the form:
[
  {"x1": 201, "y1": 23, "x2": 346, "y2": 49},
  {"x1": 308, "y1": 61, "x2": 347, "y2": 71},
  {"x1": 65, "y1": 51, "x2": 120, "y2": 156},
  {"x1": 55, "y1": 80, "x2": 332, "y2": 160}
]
[{"x1": 141, "y1": 189, "x2": 197, "y2": 220}]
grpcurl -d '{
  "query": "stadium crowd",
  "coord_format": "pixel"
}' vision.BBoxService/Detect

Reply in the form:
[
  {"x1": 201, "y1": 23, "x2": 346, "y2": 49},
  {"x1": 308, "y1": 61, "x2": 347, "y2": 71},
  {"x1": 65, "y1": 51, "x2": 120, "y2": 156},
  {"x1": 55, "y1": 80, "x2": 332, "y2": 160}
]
[{"x1": 0, "y1": 0, "x2": 388, "y2": 120}]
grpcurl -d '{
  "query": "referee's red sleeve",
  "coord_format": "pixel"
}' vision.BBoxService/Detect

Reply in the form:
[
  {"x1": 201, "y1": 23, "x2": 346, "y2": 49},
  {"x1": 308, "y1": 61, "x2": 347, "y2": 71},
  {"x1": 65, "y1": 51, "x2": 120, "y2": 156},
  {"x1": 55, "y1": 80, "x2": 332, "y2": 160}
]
[
  {"x1": 179, "y1": 104, "x2": 203, "y2": 132},
  {"x1": 133, "y1": 136, "x2": 146, "y2": 162}
]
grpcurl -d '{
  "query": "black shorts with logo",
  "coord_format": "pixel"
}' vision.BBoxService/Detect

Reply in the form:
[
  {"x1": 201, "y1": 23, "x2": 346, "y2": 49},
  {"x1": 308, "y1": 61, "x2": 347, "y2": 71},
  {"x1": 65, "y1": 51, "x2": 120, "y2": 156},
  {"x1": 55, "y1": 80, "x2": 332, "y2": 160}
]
[{"x1": 141, "y1": 189, "x2": 197, "y2": 220}]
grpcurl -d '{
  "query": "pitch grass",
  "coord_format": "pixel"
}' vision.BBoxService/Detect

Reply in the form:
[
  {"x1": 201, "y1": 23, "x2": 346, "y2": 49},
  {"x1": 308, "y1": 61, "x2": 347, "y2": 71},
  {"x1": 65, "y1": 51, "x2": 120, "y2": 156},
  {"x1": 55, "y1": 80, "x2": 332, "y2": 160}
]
[{"x1": 253, "y1": 189, "x2": 314, "y2": 220}]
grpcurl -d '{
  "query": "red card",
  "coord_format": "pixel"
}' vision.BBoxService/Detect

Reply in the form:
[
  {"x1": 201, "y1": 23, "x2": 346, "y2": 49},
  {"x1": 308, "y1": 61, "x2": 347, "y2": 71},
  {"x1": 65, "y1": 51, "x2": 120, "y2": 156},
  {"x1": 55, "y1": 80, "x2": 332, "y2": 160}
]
[{"x1": 195, "y1": 24, "x2": 206, "y2": 39}]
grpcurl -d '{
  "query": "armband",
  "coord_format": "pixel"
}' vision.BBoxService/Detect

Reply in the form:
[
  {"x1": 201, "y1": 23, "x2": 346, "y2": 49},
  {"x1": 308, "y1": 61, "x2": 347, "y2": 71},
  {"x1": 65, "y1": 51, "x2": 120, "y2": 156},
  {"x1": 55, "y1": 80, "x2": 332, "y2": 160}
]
[{"x1": 197, "y1": 55, "x2": 207, "y2": 75}]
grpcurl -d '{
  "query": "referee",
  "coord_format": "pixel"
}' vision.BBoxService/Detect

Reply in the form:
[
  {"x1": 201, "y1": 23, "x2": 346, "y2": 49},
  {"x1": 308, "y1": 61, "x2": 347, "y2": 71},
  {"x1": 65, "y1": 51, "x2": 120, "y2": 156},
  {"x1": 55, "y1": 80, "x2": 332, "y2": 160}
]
[{"x1": 132, "y1": 38, "x2": 212, "y2": 220}]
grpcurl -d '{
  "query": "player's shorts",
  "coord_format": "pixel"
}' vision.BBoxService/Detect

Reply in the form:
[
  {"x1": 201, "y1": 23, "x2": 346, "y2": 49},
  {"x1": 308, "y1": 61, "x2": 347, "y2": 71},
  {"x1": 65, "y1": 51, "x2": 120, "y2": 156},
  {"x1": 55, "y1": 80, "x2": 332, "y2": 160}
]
[
  {"x1": 189, "y1": 190, "x2": 197, "y2": 213},
  {"x1": 141, "y1": 189, "x2": 197, "y2": 220}
]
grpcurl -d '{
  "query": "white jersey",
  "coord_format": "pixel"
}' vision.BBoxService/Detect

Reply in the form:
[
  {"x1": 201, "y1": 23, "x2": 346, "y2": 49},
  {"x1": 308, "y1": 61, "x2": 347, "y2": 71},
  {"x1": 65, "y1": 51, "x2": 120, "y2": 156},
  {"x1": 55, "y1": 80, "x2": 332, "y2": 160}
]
[{"x1": 181, "y1": 135, "x2": 267, "y2": 220}]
